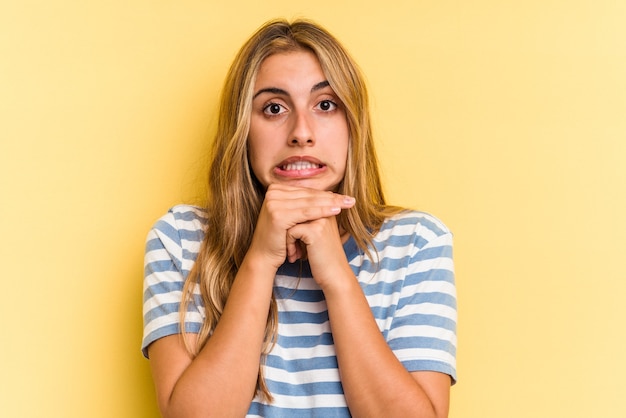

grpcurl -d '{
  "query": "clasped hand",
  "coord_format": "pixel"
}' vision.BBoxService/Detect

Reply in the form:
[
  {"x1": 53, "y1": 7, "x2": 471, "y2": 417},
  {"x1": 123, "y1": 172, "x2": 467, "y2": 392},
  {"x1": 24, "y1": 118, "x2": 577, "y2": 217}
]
[{"x1": 249, "y1": 184, "x2": 356, "y2": 286}]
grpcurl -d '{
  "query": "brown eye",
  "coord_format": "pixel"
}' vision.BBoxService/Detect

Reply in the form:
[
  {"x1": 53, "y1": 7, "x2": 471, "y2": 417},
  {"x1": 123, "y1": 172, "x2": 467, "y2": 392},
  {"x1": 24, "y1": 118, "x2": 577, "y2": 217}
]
[
  {"x1": 316, "y1": 100, "x2": 337, "y2": 112},
  {"x1": 269, "y1": 104, "x2": 281, "y2": 114},
  {"x1": 263, "y1": 103, "x2": 286, "y2": 115}
]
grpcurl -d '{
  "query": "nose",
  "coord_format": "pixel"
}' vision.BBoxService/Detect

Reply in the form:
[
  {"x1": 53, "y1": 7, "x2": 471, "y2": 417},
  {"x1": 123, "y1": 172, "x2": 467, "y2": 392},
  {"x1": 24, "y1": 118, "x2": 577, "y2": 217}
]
[{"x1": 289, "y1": 111, "x2": 314, "y2": 146}]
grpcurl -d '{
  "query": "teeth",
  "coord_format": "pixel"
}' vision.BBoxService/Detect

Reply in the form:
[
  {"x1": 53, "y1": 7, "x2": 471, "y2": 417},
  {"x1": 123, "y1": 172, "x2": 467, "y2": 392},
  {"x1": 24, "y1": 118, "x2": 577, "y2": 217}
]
[{"x1": 282, "y1": 161, "x2": 320, "y2": 171}]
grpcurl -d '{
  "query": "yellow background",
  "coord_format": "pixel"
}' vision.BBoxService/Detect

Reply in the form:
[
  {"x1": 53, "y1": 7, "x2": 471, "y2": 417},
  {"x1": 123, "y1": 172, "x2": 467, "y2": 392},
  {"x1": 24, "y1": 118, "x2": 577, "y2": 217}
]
[{"x1": 1, "y1": 1, "x2": 624, "y2": 417}]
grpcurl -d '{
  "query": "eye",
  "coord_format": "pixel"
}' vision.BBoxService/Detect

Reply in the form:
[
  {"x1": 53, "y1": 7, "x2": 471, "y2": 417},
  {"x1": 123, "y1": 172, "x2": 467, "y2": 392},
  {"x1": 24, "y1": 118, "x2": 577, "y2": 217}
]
[
  {"x1": 263, "y1": 102, "x2": 287, "y2": 116},
  {"x1": 316, "y1": 100, "x2": 337, "y2": 112}
]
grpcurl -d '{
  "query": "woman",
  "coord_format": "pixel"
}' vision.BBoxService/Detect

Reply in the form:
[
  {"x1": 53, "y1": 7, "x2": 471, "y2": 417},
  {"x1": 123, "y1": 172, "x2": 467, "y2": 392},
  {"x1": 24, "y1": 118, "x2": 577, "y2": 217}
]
[{"x1": 142, "y1": 18, "x2": 456, "y2": 417}]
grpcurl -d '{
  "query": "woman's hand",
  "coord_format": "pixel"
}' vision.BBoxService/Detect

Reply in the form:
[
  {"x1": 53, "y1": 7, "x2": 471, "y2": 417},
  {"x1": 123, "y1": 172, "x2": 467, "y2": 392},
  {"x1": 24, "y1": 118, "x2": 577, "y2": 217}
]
[
  {"x1": 248, "y1": 183, "x2": 355, "y2": 271},
  {"x1": 286, "y1": 213, "x2": 354, "y2": 289}
]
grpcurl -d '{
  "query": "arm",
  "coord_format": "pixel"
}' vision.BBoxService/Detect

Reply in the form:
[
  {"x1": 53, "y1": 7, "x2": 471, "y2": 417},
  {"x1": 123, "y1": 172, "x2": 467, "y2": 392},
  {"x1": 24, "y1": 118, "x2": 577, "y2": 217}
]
[
  {"x1": 323, "y1": 277, "x2": 450, "y2": 418},
  {"x1": 146, "y1": 186, "x2": 356, "y2": 417},
  {"x1": 291, "y1": 216, "x2": 454, "y2": 418},
  {"x1": 148, "y1": 254, "x2": 277, "y2": 418}
]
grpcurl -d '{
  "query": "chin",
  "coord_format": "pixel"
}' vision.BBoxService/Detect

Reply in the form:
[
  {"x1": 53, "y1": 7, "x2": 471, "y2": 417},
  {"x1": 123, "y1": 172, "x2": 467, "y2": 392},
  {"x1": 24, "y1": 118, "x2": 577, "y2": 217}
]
[{"x1": 286, "y1": 179, "x2": 331, "y2": 190}]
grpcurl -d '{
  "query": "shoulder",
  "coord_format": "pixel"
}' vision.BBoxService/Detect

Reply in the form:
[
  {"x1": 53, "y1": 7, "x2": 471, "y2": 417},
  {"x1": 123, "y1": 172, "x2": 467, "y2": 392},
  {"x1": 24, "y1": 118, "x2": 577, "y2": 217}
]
[
  {"x1": 376, "y1": 209, "x2": 452, "y2": 249},
  {"x1": 153, "y1": 204, "x2": 208, "y2": 231},
  {"x1": 145, "y1": 205, "x2": 207, "y2": 268},
  {"x1": 149, "y1": 204, "x2": 207, "y2": 243}
]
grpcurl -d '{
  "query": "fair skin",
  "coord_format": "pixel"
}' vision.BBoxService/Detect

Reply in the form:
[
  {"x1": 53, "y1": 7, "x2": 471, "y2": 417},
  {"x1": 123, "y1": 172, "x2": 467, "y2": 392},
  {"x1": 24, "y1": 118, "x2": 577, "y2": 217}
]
[
  {"x1": 148, "y1": 50, "x2": 451, "y2": 417},
  {"x1": 248, "y1": 50, "x2": 349, "y2": 194}
]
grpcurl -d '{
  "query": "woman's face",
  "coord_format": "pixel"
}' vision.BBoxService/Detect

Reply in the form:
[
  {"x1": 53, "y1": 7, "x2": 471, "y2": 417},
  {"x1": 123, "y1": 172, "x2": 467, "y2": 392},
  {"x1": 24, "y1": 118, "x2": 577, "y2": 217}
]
[{"x1": 248, "y1": 50, "x2": 349, "y2": 191}]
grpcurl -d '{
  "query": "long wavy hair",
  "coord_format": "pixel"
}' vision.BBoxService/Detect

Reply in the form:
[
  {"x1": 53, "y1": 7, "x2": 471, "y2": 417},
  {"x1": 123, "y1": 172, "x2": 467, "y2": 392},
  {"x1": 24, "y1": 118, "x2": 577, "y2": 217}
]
[{"x1": 180, "y1": 18, "x2": 400, "y2": 402}]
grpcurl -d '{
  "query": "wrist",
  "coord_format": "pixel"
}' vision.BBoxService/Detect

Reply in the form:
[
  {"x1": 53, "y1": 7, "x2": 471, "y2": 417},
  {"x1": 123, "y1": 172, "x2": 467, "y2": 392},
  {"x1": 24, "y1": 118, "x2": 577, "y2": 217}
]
[
  {"x1": 240, "y1": 250, "x2": 281, "y2": 280},
  {"x1": 317, "y1": 264, "x2": 360, "y2": 297}
]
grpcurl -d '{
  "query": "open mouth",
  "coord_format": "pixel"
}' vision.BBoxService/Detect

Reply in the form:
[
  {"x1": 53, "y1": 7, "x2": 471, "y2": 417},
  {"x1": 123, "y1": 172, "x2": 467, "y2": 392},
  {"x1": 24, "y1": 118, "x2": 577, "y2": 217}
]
[
  {"x1": 274, "y1": 157, "x2": 327, "y2": 178},
  {"x1": 280, "y1": 161, "x2": 323, "y2": 171}
]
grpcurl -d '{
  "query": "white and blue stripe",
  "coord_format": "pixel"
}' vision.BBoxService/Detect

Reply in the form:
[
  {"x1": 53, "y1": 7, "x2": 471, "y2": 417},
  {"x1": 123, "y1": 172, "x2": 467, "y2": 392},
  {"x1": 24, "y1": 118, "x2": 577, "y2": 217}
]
[{"x1": 142, "y1": 205, "x2": 457, "y2": 416}]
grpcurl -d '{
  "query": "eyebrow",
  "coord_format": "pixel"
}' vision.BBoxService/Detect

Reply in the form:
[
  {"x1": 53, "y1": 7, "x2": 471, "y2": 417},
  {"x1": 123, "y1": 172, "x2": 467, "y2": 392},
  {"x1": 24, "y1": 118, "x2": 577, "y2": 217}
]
[{"x1": 253, "y1": 80, "x2": 331, "y2": 99}]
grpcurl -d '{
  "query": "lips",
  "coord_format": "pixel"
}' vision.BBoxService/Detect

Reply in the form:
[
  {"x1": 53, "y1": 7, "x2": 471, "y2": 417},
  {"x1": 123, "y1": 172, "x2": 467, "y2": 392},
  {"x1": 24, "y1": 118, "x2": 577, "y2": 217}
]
[
  {"x1": 274, "y1": 156, "x2": 326, "y2": 177},
  {"x1": 277, "y1": 156, "x2": 324, "y2": 170},
  {"x1": 281, "y1": 161, "x2": 322, "y2": 171}
]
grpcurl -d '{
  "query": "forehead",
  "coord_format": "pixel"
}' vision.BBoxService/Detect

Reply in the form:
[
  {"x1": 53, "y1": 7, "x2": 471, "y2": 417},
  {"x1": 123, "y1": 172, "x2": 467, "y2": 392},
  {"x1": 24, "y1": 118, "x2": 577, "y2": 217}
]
[{"x1": 255, "y1": 50, "x2": 326, "y2": 87}]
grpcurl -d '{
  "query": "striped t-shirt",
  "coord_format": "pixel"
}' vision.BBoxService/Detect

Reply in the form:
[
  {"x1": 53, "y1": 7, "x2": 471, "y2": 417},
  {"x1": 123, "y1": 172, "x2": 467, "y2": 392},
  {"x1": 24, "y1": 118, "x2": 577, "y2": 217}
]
[{"x1": 142, "y1": 205, "x2": 457, "y2": 417}]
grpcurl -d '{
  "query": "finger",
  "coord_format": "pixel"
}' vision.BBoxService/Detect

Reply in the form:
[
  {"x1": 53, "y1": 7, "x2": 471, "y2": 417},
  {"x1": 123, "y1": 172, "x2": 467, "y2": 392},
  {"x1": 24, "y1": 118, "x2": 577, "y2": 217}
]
[
  {"x1": 266, "y1": 184, "x2": 356, "y2": 208},
  {"x1": 286, "y1": 236, "x2": 307, "y2": 263},
  {"x1": 265, "y1": 191, "x2": 355, "y2": 216},
  {"x1": 286, "y1": 234, "x2": 299, "y2": 262},
  {"x1": 283, "y1": 205, "x2": 342, "y2": 227}
]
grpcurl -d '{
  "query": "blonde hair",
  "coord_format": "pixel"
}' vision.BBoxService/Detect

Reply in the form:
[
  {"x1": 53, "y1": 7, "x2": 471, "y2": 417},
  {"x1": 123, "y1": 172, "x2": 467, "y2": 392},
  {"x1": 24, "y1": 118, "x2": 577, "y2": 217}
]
[{"x1": 180, "y1": 18, "x2": 400, "y2": 402}]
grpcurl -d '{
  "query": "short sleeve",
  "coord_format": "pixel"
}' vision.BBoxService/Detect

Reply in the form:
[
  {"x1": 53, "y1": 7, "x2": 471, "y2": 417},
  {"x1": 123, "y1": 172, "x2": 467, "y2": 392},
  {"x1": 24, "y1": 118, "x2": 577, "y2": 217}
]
[
  {"x1": 387, "y1": 228, "x2": 457, "y2": 383},
  {"x1": 141, "y1": 206, "x2": 206, "y2": 358}
]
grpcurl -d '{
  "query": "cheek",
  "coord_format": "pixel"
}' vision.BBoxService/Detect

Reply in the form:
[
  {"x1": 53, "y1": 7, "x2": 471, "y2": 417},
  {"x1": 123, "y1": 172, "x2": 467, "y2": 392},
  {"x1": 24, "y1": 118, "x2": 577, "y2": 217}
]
[
  {"x1": 248, "y1": 121, "x2": 274, "y2": 162},
  {"x1": 337, "y1": 125, "x2": 350, "y2": 165},
  {"x1": 246, "y1": 135, "x2": 260, "y2": 171},
  {"x1": 247, "y1": 141, "x2": 275, "y2": 187},
  {"x1": 247, "y1": 144, "x2": 263, "y2": 173}
]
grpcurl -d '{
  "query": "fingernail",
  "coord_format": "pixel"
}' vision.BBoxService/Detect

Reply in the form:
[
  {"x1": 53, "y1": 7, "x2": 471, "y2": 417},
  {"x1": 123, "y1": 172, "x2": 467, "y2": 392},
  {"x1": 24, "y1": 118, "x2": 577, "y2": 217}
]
[
  {"x1": 330, "y1": 207, "x2": 341, "y2": 213},
  {"x1": 344, "y1": 196, "x2": 355, "y2": 205}
]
